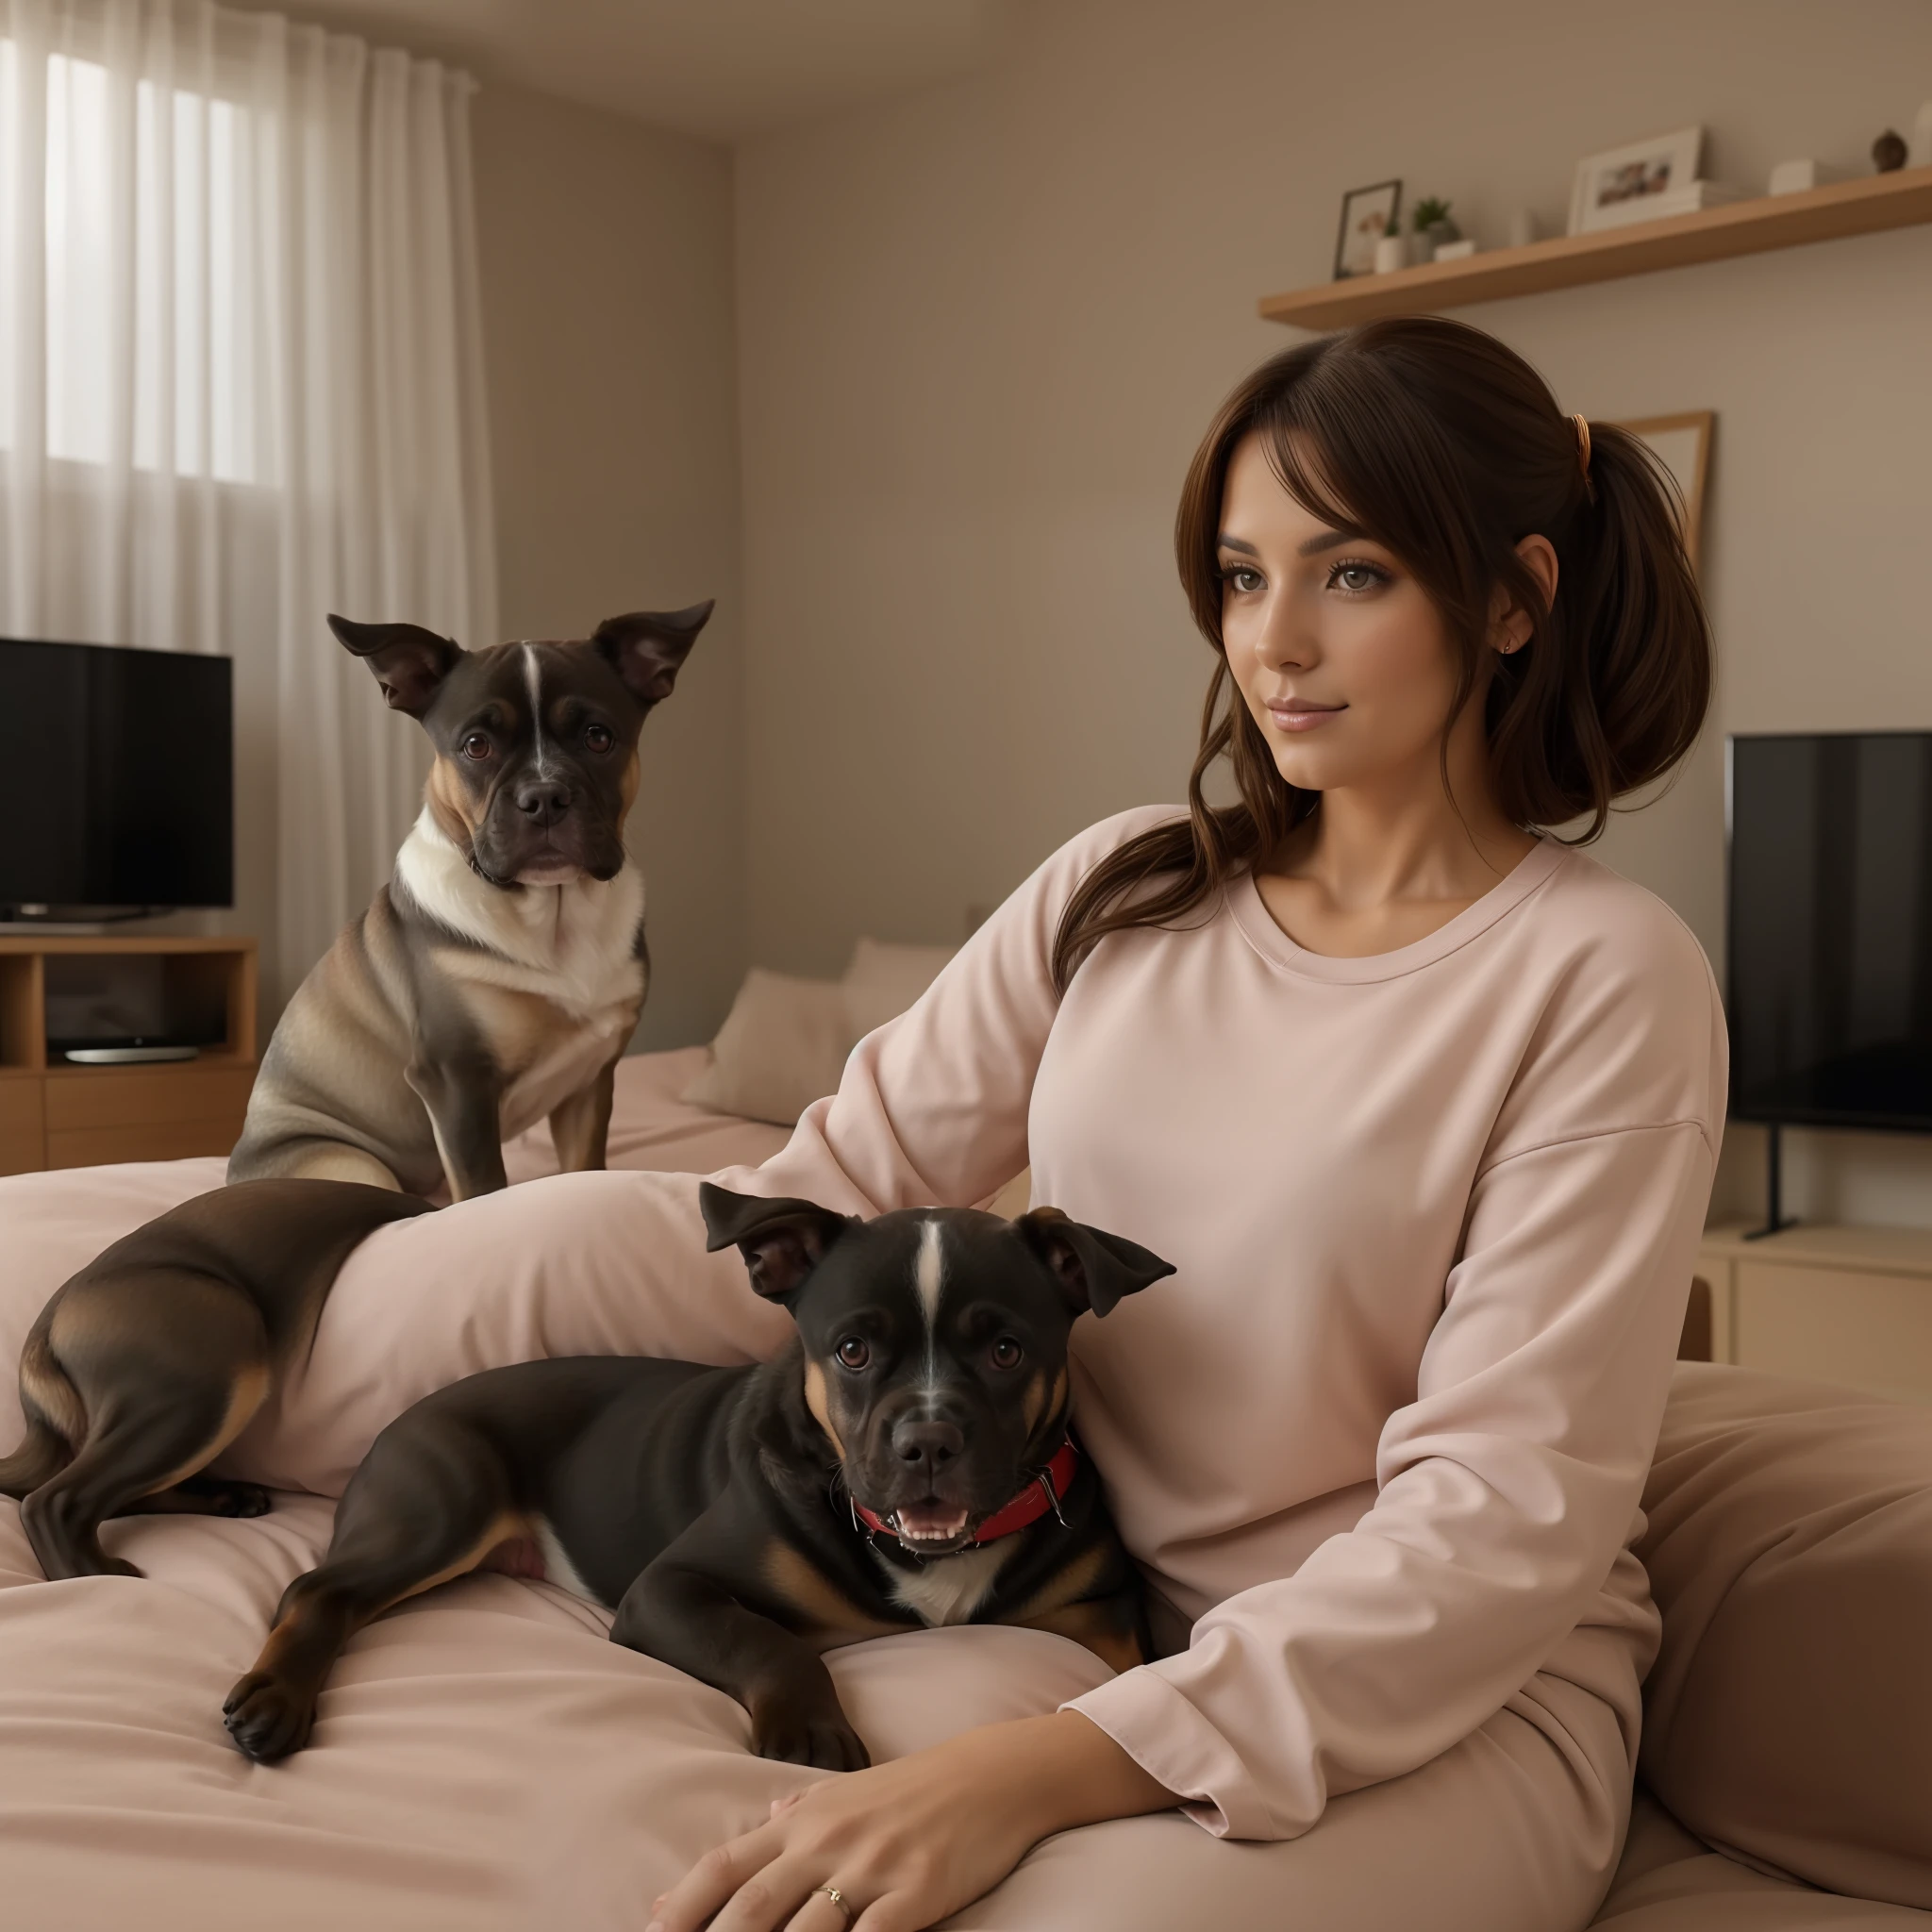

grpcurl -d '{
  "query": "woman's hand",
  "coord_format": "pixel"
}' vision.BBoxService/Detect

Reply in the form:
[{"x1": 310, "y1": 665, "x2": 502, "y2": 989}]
[{"x1": 645, "y1": 1708, "x2": 1175, "y2": 1932}]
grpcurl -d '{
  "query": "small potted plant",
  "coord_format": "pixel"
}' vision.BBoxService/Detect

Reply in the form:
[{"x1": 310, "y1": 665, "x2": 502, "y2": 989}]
[
  {"x1": 1411, "y1": 196, "x2": 1461, "y2": 260},
  {"x1": 1372, "y1": 208, "x2": 1409, "y2": 274}
]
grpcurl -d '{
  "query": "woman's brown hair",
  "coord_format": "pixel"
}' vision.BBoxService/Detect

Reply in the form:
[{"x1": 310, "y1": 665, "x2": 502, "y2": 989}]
[{"x1": 1051, "y1": 314, "x2": 1712, "y2": 992}]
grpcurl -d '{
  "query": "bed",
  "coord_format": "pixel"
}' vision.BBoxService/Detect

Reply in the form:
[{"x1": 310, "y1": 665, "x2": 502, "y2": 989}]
[{"x1": 1, "y1": 1049, "x2": 1925, "y2": 1929}]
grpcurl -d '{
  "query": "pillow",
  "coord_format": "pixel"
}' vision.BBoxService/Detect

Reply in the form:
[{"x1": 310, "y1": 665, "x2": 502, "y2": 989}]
[
  {"x1": 681, "y1": 969, "x2": 853, "y2": 1127},
  {"x1": 1636, "y1": 1361, "x2": 1932, "y2": 1908},
  {"x1": 841, "y1": 937, "x2": 956, "y2": 1041}
]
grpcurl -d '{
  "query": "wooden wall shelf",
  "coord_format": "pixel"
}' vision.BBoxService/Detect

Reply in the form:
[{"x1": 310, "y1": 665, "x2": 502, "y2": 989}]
[
  {"x1": 0, "y1": 934, "x2": 257, "y2": 1175},
  {"x1": 1259, "y1": 163, "x2": 1932, "y2": 330}
]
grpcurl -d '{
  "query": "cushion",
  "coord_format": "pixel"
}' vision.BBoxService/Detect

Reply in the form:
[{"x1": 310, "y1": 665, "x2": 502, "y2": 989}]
[
  {"x1": 841, "y1": 936, "x2": 956, "y2": 1040},
  {"x1": 681, "y1": 969, "x2": 853, "y2": 1126},
  {"x1": 1591, "y1": 1793, "x2": 1932, "y2": 1927},
  {"x1": 1635, "y1": 1362, "x2": 1932, "y2": 1910}
]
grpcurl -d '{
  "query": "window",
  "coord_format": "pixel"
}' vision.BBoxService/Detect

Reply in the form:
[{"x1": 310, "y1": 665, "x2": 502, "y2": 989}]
[{"x1": 0, "y1": 39, "x2": 259, "y2": 481}]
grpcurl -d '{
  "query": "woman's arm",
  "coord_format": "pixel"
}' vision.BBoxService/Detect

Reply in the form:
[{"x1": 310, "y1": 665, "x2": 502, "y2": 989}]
[
  {"x1": 647, "y1": 1709, "x2": 1175, "y2": 1932},
  {"x1": 708, "y1": 808, "x2": 1181, "y2": 1220},
  {"x1": 1063, "y1": 1113, "x2": 1719, "y2": 1840}
]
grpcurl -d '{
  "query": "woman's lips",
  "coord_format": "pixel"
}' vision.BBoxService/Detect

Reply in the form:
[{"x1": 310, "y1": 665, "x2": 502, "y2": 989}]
[{"x1": 1265, "y1": 701, "x2": 1346, "y2": 733}]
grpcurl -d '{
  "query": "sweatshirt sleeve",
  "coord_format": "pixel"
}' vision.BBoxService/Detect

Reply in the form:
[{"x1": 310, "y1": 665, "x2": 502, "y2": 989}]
[
  {"x1": 709, "y1": 808, "x2": 1180, "y2": 1216},
  {"x1": 1066, "y1": 1109, "x2": 1718, "y2": 1840}
]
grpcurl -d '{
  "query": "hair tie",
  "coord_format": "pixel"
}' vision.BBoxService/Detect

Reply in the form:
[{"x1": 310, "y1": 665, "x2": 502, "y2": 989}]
[{"x1": 1572, "y1": 413, "x2": 1594, "y2": 499}]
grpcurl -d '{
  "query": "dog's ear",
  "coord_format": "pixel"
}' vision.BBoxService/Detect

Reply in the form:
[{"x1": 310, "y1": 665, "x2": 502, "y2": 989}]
[
  {"x1": 1014, "y1": 1208, "x2": 1174, "y2": 1319},
  {"x1": 699, "y1": 1182, "x2": 854, "y2": 1305},
  {"x1": 592, "y1": 601, "x2": 713, "y2": 710},
  {"x1": 328, "y1": 615, "x2": 463, "y2": 718}
]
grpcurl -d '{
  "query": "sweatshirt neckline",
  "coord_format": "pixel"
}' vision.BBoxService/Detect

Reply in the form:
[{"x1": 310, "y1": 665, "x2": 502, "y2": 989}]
[{"x1": 1228, "y1": 836, "x2": 1567, "y2": 984}]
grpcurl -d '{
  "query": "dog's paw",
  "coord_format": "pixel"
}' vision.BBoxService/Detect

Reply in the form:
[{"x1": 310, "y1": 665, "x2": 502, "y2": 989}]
[
  {"x1": 221, "y1": 1671, "x2": 317, "y2": 1763},
  {"x1": 178, "y1": 1476, "x2": 274, "y2": 1518},
  {"x1": 206, "y1": 1481, "x2": 273, "y2": 1519},
  {"x1": 751, "y1": 1699, "x2": 871, "y2": 1773}
]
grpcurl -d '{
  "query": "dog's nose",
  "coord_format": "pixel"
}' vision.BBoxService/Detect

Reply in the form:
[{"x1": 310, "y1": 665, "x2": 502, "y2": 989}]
[
  {"x1": 891, "y1": 1416, "x2": 964, "y2": 1474},
  {"x1": 513, "y1": 777, "x2": 572, "y2": 825}
]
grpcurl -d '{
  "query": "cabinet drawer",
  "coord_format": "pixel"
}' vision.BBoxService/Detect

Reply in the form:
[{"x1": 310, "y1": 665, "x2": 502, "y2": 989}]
[
  {"x1": 1734, "y1": 1261, "x2": 1932, "y2": 1407},
  {"x1": 0, "y1": 1078, "x2": 44, "y2": 1138},
  {"x1": 47, "y1": 1119, "x2": 242, "y2": 1168},
  {"x1": 0, "y1": 1128, "x2": 43, "y2": 1175},
  {"x1": 44, "y1": 1065, "x2": 256, "y2": 1133}
]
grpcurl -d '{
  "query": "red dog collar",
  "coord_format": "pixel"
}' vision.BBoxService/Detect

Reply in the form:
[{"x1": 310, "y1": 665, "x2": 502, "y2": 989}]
[{"x1": 853, "y1": 1439, "x2": 1077, "y2": 1548}]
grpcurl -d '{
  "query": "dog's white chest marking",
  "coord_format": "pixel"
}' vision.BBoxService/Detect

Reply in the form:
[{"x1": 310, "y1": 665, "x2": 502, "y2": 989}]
[
  {"x1": 392, "y1": 810, "x2": 646, "y2": 1136},
  {"x1": 395, "y1": 810, "x2": 644, "y2": 1017},
  {"x1": 875, "y1": 1538, "x2": 1016, "y2": 1627}
]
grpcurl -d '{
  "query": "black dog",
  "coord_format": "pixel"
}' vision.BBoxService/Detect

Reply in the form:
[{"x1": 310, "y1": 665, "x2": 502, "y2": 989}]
[{"x1": 222, "y1": 1185, "x2": 1174, "y2": 1770}]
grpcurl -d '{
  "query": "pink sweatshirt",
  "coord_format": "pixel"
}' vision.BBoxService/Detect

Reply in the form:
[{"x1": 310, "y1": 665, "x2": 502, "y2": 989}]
[{"x1": 724, "y1": 808, "x2": 1725, "y2": 1841}]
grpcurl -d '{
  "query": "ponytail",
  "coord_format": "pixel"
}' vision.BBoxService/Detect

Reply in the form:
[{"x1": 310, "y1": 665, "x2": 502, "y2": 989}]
[{"x1": 1052, "y1": 317, "x2": 1712, "y2": 992}]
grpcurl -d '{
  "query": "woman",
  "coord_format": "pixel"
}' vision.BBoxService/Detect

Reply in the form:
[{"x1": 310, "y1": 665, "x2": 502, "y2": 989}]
[{"x1": 651, "y1": 316, "x2": 1723, "y2": 1932}]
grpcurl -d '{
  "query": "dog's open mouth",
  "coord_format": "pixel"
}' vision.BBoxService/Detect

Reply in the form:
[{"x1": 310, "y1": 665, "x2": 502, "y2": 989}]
[{"x1": 887, "y1": 1501, "x2": 974, "y2": 1547}]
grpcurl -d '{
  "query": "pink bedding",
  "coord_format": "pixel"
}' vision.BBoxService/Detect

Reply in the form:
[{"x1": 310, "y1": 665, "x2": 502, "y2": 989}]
[{"x1": 0, "y1": 1052, "x2": 1885, "y2": 1929}]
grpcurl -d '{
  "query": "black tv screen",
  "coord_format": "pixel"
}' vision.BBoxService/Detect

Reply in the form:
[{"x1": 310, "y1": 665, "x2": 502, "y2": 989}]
[
  {"x1": 1729, "y1": 731, "x2": 1932, "y2": 1131},
  {"x1": 0, "y1": 637, "x2": 233, "y2": 912}
]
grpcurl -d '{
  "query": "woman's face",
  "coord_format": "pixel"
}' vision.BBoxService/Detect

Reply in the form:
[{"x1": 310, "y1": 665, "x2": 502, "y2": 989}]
[{"x1": 1216, "y1": 430, "x2": 1479, "y2": 803}]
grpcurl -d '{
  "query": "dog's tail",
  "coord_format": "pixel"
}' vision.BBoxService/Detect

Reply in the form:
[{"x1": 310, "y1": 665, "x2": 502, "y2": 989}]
[{"x1": 0, "y1": 1324, "x2": 82, "y2": 1498}]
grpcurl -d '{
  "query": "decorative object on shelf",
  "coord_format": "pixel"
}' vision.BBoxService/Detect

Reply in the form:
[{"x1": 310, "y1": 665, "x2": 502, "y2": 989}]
[
  {"x1": 1507, "y1": 208, "x2": 1541, "y2": 249},
  {"x1": 1872, "y1": 128, "x2": 1908, "y2": 174},
  {"x1": 1410, "y1": 195, "x2": 1460, "y2": 258},
  {"x1": 1584, "y1": 177, "x2": 1743, "y2": 233},
  {"x1": 1569, "y1": 125, "x2": 1705, "y2": 234},
  {"x1": 1333, "y1": 178, "x2": 1402, "y2": 279},
  {"x1": 1913, "y1": 101, "x2": 1932, "y2": 169},
  {"x1": 1431, "y1": 238, "x2": 1477, "y2": 262},
  {"x1": 1769, "y1": 158, "x2": 1853, "y2": 196},
  {"x1": 1373, "y1": 225, "x2": 1410, "y2": 274},
  {"x1": 1614, "y1": 411, "x2": 1713, "y2": 570}
]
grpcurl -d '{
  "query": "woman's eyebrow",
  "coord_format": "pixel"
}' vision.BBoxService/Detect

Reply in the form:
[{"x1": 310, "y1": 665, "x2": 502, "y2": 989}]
[
  {"x1": 1297, "y1": 525, "x2": 1366, "y2": 557},
  {"x1": 1216, "y1": 532, "x2": 1259, "y2": 557}
]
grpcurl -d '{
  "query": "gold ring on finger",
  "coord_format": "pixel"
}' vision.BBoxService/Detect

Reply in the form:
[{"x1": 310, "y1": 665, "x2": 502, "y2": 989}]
[{"x1": 815, "y1": 1886, "x2": 854, "y2": 1927}]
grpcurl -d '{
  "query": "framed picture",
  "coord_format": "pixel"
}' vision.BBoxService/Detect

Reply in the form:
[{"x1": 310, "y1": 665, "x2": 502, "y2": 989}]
[
  {"x1": 1616, "y1": 410, "x2": 1713, "y2": 569},
  {"x1": 1333, "y1": 179, "x2": 1401, "y2": 279},
  {"x1": 1569, "y1": 127, "x2": 1703, "y2": 236}
]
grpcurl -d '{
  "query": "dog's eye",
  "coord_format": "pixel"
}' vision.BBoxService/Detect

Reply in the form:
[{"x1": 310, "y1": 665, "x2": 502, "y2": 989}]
[
  {"x1": 460, "y1": 733, "x2": 491, "y2": 760},
  {"x1": 990, "y1": 1337, "x2": 1023, "y2": 1370},
  {"x1": 835, "y1": 1338, "x2": 871, "y2": 1372},
  {"x1": 583, "y1": 724, "x2": 614, "y2": 754}
]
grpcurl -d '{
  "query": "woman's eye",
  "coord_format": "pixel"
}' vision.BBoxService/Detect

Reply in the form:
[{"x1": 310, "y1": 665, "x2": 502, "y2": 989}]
[
  {"x1": 835, "y1": 1338, "x2": 871, "y2": 1372},
  {"x1": 1224, "y1": 565, "x2": 1264, "y2": 594},
  {"x1": 990, "y1": 1337, "x2": 1023, "y2": 1371},
  {"x1": 583, "y1": 724, "x2": 614, "y2": 754},
  {"x1": 1329, "y1": 560, "x2": 1389, "y2": 594},
  {"x1": 460, "y1": 733, "x2": 491, "y2": 760}
]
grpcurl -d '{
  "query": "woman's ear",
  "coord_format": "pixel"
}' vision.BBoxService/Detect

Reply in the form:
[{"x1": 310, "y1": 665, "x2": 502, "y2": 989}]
[{"x1": 1491, "y1": 534, "x2": 1558, "y2": 655}]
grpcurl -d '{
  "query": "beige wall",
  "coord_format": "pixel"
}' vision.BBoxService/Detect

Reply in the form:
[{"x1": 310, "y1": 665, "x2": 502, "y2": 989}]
[
  {"x1": 733, "y1": 0, "x2": 1932, "y2": 1221},
  {"x1": 475, "y1": 84, "x2": 745, "y2": 1050}
]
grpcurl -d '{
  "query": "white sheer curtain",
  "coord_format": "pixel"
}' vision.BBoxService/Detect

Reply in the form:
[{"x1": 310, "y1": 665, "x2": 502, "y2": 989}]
[{"x1": 0, "y1": 0, "x2": 496, "y2": 999}]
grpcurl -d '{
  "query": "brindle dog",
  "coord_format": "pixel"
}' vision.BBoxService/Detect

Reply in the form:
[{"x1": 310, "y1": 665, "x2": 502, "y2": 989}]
[{"x1": 228, "y1": 602, "x2": 710, "y2": 1201}]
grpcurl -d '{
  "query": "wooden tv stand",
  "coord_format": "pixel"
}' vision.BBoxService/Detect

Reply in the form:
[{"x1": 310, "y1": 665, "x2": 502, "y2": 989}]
[
  {"x1": 0, "y1": 935, "x2": 257, "y2": 1174},
  {"x1": 1695, "y1": 1221, "x2": 1932, "y2": 1409}
]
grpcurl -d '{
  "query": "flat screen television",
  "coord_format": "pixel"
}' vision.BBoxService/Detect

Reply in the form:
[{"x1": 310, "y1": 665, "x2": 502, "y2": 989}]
[
  {"x1": 0, "y1": 636, "x2": 233, "y2": 917},
  {"x1": 1728, "y1": 730, "x2": 1932, "y2": 1135}
]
